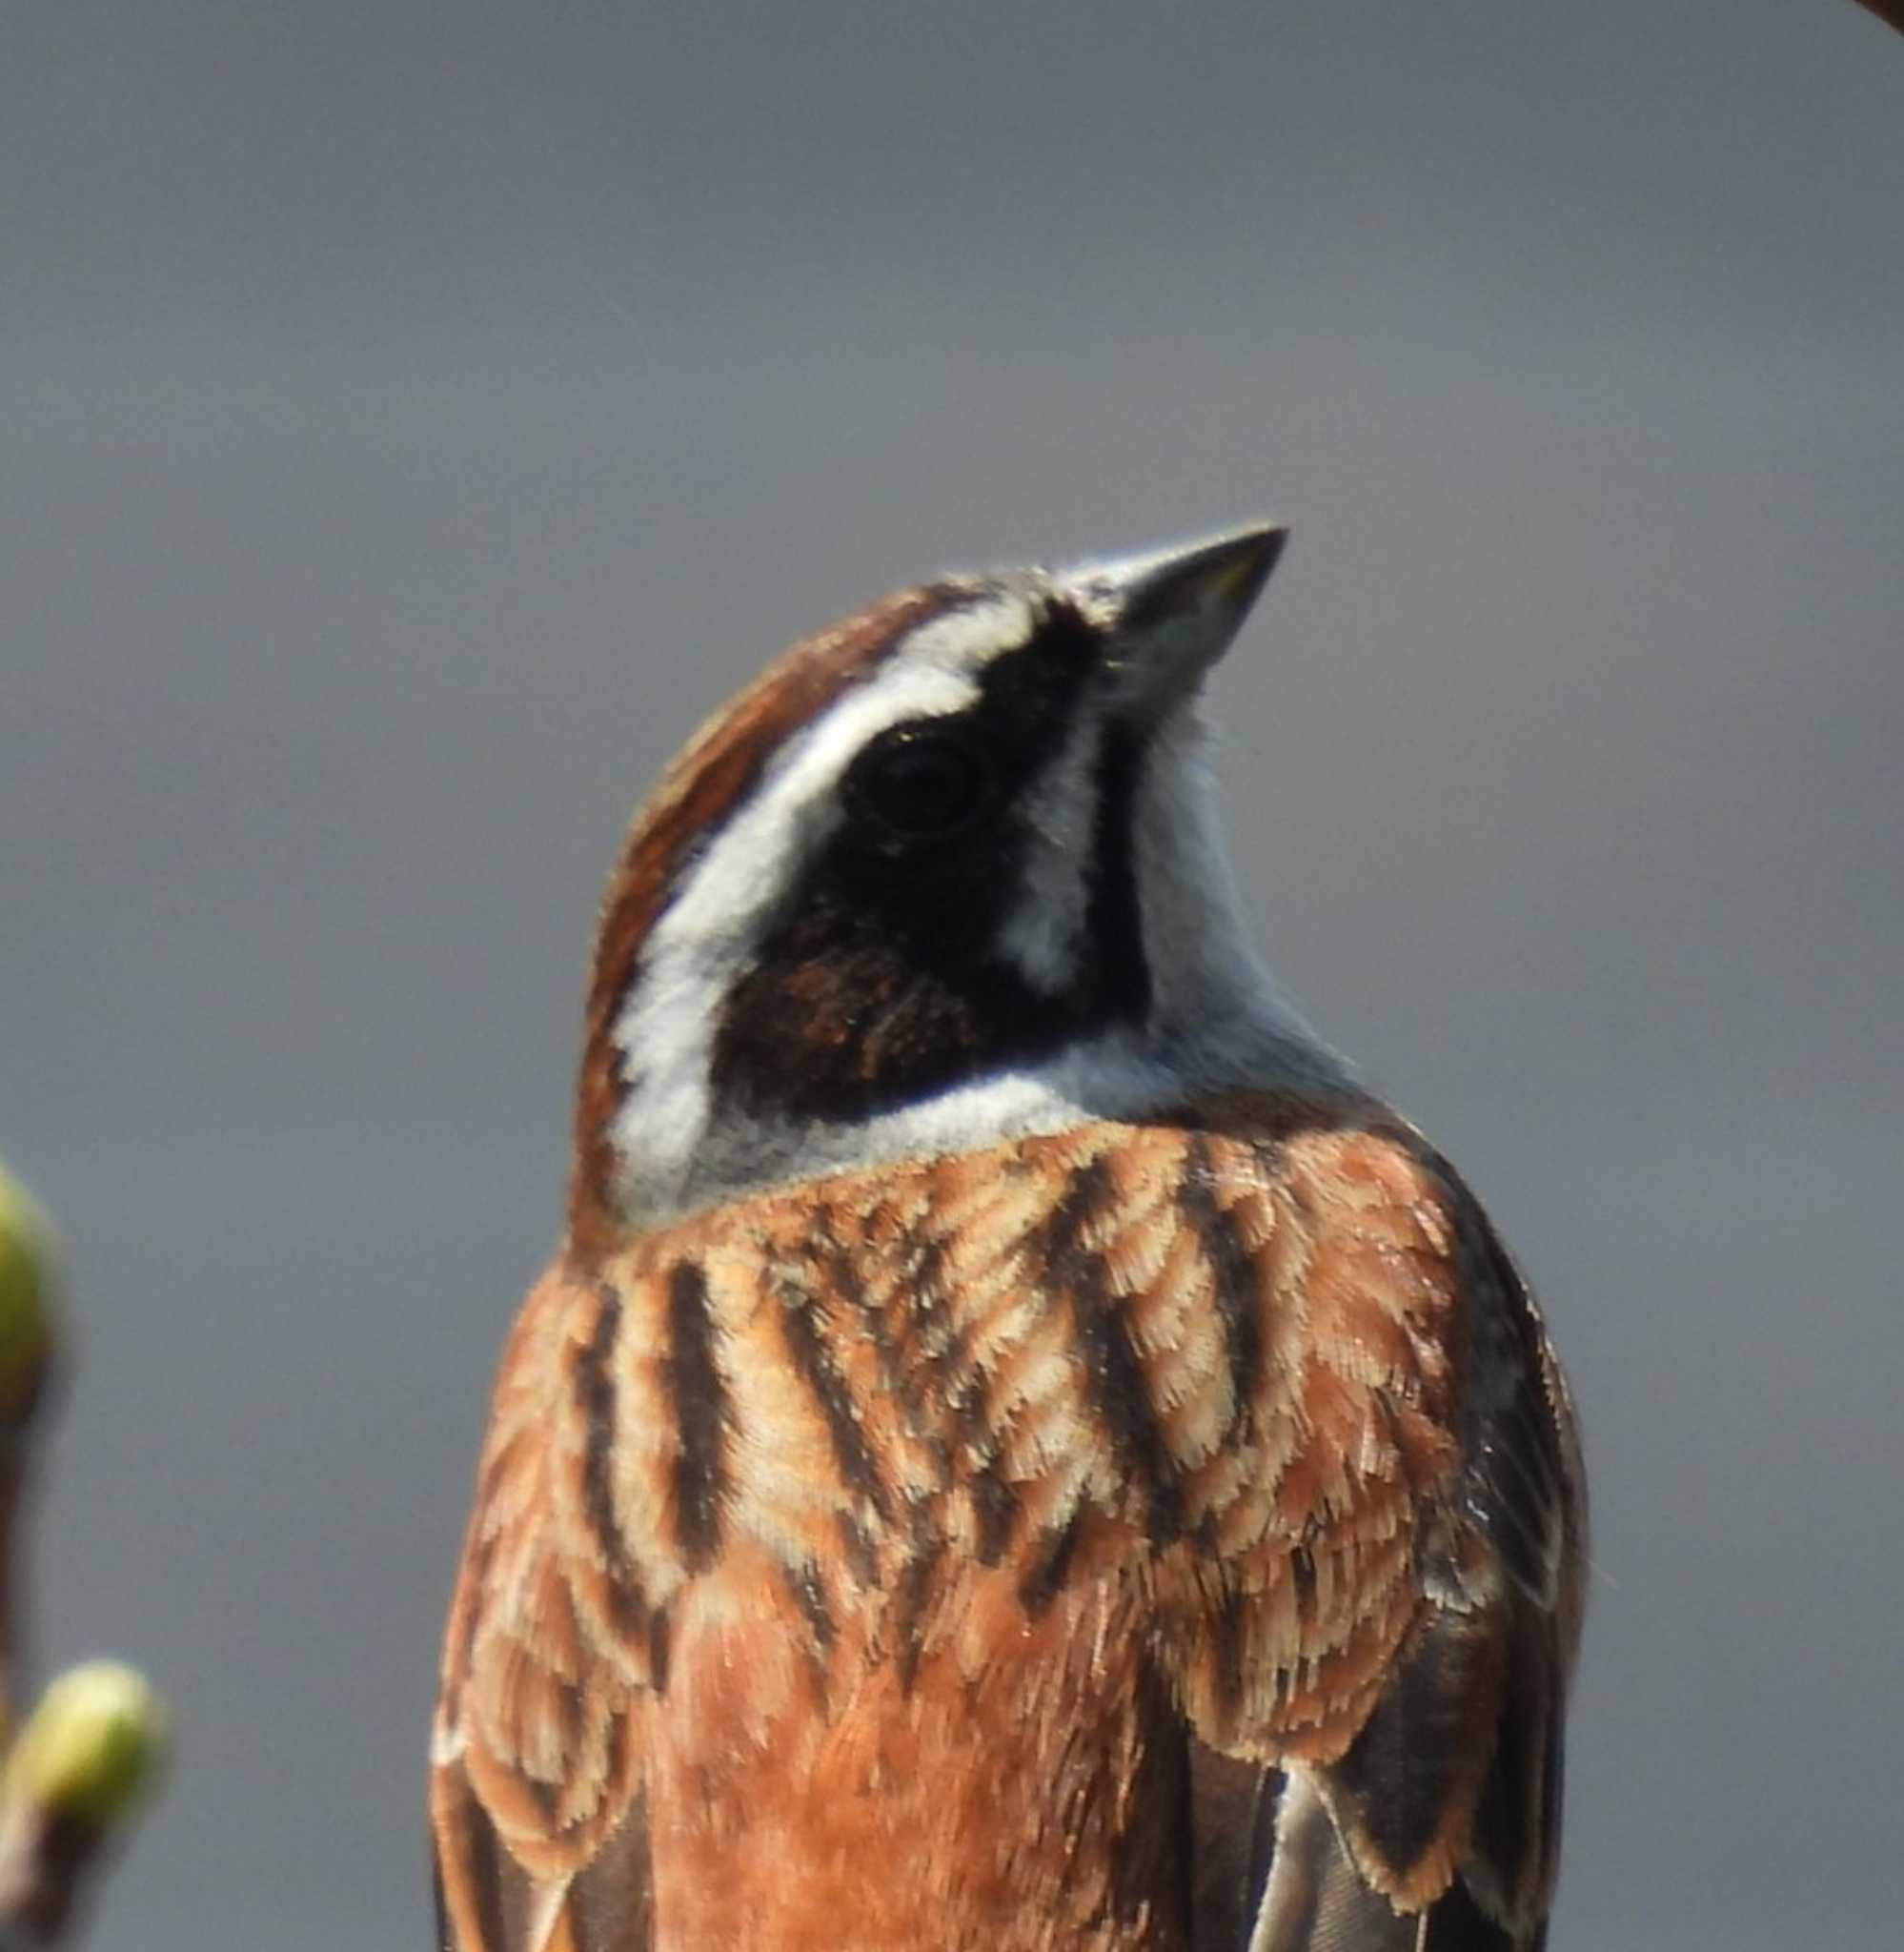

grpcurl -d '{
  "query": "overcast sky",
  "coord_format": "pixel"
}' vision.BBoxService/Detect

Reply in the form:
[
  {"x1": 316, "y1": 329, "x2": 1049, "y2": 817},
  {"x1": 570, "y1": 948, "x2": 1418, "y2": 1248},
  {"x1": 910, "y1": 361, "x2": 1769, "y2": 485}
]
[{"x1": 3, "y1": 6, "x2": 1900, "y2": 1949}]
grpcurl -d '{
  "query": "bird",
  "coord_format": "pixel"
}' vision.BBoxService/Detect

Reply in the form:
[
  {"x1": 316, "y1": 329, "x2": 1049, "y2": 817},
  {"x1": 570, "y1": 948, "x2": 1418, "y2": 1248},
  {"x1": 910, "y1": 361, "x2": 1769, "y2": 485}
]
[{"x1": 428, "y1": 522, "x2": 1585, "y2": 1952}]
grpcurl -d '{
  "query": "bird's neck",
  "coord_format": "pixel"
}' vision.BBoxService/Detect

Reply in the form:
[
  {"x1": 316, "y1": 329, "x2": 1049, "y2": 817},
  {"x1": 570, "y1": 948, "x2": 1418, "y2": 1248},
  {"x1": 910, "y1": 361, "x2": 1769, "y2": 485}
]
[{"x1": 569, "y1": 986, "x2": 1350, "y2": 1253}]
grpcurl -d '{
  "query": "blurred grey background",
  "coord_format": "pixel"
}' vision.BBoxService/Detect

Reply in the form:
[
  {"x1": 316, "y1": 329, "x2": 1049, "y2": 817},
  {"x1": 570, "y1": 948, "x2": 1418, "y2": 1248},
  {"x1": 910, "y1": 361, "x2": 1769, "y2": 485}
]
[{"x1": 3, "y1": 3, "x2": 1899, "y2": 1947}]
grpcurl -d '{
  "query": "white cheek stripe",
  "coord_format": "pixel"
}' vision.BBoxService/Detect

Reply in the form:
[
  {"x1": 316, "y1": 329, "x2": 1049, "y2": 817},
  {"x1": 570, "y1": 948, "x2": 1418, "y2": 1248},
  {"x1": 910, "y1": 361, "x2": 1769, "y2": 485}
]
[{"x1": 996, "y1": 714, "x2": 1102, "y2": 997}]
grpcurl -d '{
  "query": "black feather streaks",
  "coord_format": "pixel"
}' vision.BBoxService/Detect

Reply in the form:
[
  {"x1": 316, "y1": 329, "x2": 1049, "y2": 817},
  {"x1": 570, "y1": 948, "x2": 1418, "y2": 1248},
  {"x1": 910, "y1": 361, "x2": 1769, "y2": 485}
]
[
  {"x1": 646, "y1": 1607, "x2": 673, "y2": 1696},
  {"x1": 891, "y1": 1527, "x2": 945, "y2": 1692},
  {"x1": 1017, "y1": 1502, "x2": 1087, "y2": 1616},
  {"x1": 573, "y1": 1289, "x2": 651, "y2": 1638},
  {"x1": 942, "y1": 1289, "x2": 1019, "y2": 1564},
  {"x1": 777, "y1": 1264, "x2": 893, "y2": 1525},
  {"x1": 662, "y1": 1260, "x2": 730, "y2": 1572},
  {"x1": 969, "y1": 1448, "x2": 1021, "y2": 1564},
  {"x1": 1181, "y1": 1134, "x2": 1267, "y2": 1423},
  {"x1": 1046, "y1": 1155, "x2": 1184, "y2": 1544},
  {"x1": 785, "y1": 1556, "x2": 837, "y2": 1651},
  {"x1": 836, "y1": 1510, "x2": 881, "y2": 1589}
]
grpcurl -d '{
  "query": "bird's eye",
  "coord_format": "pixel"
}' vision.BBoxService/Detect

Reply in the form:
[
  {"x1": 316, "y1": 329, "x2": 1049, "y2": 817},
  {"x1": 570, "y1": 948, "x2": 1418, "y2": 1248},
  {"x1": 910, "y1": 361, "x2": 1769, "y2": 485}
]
[{"x1": 847, "y1": 725, "x2": 993, "y2": 842}]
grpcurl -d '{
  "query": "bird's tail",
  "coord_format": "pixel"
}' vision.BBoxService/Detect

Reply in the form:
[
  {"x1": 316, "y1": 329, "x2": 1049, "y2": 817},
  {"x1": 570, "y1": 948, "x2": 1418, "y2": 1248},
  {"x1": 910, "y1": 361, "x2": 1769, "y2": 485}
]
[
  {"x1": 1246, "y1": 1771, "x2": 1544, "y2": 1950},
  {"x1": 1245, "y1": 1579, "x2": 1567, "y2": 1952}
]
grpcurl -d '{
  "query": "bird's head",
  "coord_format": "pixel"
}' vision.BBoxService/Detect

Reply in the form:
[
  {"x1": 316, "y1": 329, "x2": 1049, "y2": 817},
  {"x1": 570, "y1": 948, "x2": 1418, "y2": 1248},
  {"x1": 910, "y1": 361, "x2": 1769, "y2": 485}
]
[{"x1": 572, "y1": 523, "x2": 1344, "y2": 1244}]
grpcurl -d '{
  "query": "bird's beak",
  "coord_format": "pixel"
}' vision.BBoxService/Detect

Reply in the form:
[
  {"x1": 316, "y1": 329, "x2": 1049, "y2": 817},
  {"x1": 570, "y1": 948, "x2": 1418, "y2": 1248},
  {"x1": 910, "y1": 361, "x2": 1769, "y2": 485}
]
[{"x1": 1061, "y1": 520, "x2": 1288, "y2": 720}]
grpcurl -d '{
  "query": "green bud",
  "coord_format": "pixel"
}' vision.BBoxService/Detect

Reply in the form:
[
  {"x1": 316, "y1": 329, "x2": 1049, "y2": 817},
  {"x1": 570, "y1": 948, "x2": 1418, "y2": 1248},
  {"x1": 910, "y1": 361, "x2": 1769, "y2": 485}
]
[
  {"x1": 5, "y1": 1663, "x2": 169, "y2": 1832},
  {"x1": 0, "y1": 1162, "x2": 59, "y2": 1425}
]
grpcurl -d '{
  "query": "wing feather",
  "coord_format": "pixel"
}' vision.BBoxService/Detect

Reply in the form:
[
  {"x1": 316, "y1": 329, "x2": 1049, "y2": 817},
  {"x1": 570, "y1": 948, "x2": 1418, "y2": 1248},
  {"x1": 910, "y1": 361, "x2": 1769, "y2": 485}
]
[
  {"x1": 432, "y1": 1260, "x2": 654, "y2": 1950},
  {"x1": 1174, "y1": 1111, "x2": 1582, "y2": 1952}
]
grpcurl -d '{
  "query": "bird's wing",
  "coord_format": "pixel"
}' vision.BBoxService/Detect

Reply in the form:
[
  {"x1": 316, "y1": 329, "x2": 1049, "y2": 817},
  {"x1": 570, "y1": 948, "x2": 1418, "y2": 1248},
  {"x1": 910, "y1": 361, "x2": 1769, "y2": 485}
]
[
  {"x1": 1163, "y1": 1114, "x2": 1585, "y2": 1952},
  {"x1": 431, "y1": 1256, "x2": 657, "y2": 1952}
]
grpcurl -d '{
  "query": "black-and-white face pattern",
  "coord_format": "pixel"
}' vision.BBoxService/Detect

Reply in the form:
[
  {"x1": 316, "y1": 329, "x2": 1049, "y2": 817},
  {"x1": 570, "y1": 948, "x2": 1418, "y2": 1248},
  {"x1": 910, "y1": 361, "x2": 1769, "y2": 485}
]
[{"x1": 598, "y1": 526, "x2": 1345, "y2": 1228}]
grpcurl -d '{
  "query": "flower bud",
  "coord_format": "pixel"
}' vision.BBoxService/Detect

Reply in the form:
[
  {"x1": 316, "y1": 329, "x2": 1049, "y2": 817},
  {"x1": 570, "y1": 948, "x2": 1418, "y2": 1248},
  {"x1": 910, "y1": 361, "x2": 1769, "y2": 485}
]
[
  {"x1": 4, "y1": 1663, "x2": 168, "y2": 1834},
  {"x1": 0, "y1": 1164, "x2": 59, "y2": 1428}
]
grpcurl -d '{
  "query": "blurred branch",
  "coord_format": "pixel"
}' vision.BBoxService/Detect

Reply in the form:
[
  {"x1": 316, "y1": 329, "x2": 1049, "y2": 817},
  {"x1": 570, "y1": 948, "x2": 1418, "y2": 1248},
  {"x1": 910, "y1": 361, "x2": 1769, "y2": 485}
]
[
  {"x1": 1852, "y1": 1, "x2": 1903, "y2": 34},
  {"x1": 0, "y1": 1164, "x2": 166, "y2": 1943}
]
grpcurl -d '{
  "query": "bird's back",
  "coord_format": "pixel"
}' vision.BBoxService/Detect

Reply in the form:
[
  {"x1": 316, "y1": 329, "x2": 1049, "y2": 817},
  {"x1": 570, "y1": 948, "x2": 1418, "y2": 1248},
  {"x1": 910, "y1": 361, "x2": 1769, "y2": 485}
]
[{"x1": 433, "y1": 1091, "x2": 1581, "y2": 1951}]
